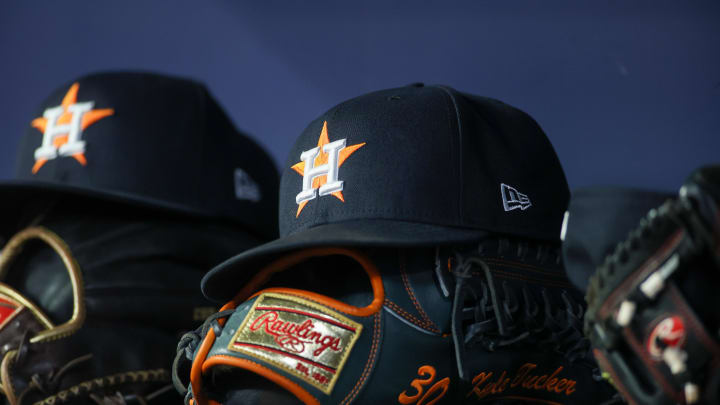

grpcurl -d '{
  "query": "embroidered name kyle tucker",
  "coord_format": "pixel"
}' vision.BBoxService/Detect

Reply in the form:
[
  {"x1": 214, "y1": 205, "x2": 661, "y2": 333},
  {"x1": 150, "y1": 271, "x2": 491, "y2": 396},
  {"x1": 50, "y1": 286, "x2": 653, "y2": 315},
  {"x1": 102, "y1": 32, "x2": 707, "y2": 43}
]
[{"x1": 468, "y1": 363, "x2": 577, "y2": 399}]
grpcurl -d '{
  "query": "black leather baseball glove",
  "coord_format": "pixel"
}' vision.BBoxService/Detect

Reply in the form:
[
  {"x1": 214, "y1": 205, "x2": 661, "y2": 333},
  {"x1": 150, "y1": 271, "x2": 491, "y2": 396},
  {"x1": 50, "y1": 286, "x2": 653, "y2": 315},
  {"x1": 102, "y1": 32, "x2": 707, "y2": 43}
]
[
  {"x1": 584, "y1": 166, "x2": 720, "y2": 405},
  {"x1": 174, "y1": 239, "x2": 619, "y2": 405},
  {"x1": 0, "y1": 202, "x2": 259, "y2": 405}
]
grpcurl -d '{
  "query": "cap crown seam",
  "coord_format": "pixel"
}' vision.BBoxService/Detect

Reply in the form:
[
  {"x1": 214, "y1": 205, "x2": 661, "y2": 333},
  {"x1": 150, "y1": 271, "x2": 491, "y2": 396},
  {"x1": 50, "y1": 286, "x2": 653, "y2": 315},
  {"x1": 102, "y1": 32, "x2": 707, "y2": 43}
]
[
  {"x1": 196, "y1": 84, "x2": 208, "y2": 212},
  {"x1": 430, "y1": 85, "x2": 464, "y2": 223}
]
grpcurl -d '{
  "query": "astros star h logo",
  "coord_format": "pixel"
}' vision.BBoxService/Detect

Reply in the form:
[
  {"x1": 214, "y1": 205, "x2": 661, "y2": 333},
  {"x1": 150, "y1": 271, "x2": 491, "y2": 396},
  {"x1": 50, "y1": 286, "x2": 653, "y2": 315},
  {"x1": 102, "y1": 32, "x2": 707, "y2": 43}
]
[
  {"x1": 291, "y1": 121, "x2": 365, "y2": 218},
  {"x1": 30, "y1": 82, "x2": 114, "y2": 174}
]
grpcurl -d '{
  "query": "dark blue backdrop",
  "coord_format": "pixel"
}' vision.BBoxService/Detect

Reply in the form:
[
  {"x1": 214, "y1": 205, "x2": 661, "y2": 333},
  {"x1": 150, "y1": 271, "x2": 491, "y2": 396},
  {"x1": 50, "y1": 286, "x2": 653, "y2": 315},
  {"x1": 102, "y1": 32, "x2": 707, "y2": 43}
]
[{"x1": 2, "y1": 2, "x2": 718, "y2": 191}]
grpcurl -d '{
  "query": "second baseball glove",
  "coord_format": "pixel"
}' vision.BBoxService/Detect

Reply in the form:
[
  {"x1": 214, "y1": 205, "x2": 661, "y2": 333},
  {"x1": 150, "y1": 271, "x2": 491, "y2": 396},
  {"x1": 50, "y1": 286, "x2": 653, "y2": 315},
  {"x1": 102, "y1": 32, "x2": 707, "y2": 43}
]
[{"x1": 584, "y1": 166, "x2": 720, "y2": 405}]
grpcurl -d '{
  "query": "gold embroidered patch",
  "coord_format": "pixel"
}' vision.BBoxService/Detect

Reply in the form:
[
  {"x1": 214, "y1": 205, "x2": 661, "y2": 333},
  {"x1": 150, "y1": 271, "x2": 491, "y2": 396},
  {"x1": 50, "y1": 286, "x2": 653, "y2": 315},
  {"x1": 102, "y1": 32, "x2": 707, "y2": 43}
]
[{"x1": 228, "y1": 292, "x2": 362, "y2": 394}]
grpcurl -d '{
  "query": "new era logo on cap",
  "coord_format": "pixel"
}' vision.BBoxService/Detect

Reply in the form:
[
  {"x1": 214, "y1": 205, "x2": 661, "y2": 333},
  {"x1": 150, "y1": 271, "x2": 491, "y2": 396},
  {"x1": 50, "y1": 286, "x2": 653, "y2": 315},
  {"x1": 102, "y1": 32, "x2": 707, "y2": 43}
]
[
  {"x1": 234, "y1": 168, "x2": 262, "y2": 202},
  {"x1": 501, "y1": 183, "x2": 532, "y2": 211}
]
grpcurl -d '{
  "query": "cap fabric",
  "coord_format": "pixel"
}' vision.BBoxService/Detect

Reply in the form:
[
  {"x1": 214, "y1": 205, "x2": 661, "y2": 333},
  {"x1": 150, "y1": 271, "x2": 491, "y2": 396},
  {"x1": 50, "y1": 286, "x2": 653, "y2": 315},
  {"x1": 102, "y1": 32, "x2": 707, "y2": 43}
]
[
  {"x1": 203, "y1": 83, "x2": 569, "y2": 301},
  {"x1": 561, "y1": 187, "x2": 673, "y2": 293},
  {"x1": 0, "y1": 72, "x2": 279, "y2": 238}
]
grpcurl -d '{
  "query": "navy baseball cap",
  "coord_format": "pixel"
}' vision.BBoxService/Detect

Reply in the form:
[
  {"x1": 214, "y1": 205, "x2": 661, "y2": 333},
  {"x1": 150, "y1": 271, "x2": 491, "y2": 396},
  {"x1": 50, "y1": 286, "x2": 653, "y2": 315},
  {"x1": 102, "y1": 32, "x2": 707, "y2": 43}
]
[
  {"x1": 202, "y1": 83, "x2": 569, "y2": 301},
  {"x1": 0, "y1": 72, "x2": 279, "y2": 239}
]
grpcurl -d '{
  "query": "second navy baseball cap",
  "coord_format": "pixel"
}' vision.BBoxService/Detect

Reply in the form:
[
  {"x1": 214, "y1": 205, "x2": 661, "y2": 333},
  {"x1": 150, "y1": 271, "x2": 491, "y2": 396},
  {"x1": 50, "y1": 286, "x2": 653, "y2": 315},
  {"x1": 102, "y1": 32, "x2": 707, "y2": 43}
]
[
  {"x1": 203, "y1": 83, "x2": 570, "y2": 301},
  {"x1": 0, "y1": 72, "x2": 279, "y2": 239}
]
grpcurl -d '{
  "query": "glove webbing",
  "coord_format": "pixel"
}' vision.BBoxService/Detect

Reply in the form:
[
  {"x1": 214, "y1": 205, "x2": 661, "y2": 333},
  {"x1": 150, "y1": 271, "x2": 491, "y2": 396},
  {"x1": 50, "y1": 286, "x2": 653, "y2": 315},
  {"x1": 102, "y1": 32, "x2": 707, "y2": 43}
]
[
  {"x1": 31, "y1": 370, "x2": 171, "y2": 405},
  {"x1": 586, "y1": 196, "x2": 720, "y2": 405},
  {"x1": 1, "y1": 334, "x2": 170, "y2": 405},
  {"x1": 449, "y1": 241, "x2": 608, "y2": 386}
]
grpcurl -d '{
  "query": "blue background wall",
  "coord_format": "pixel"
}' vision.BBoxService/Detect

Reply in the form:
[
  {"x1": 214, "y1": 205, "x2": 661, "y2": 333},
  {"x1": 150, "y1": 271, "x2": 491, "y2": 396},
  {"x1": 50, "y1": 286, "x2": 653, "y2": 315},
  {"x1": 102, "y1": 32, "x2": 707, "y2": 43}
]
[{"x1": 2, "y1": 1, "x2": 718, "y2": 191}]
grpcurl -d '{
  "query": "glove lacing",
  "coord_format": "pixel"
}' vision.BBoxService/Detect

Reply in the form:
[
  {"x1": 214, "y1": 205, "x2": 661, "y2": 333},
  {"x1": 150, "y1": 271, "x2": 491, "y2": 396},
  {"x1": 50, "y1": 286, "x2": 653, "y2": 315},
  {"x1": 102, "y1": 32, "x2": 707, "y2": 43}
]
[
  {"x1": 172, "y1": 309, "x2": 236, "y2": 404},
  {"x1": 450, "y1": 241, "x2": 600, "y2": 378},
  {"x1": 1, "y1": 332, "x2": 168, "y2": 405}
]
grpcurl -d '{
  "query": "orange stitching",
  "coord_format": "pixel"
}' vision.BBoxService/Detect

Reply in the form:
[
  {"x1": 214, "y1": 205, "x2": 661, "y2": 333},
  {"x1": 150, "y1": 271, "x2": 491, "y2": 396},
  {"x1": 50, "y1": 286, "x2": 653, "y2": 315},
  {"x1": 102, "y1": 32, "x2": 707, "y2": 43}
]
[
  {"x1": 400, "y1": 254, "x2": 440, "y2": 332},
  {"x1": 340, "y1": 312, "x2": 381, "y2": 405},
  {"x1": 384, "y1": 299, "x2": 431, "y2": 329},
  {"x1": 384, "y1": 299, "x2": 440, "y2": 333}
]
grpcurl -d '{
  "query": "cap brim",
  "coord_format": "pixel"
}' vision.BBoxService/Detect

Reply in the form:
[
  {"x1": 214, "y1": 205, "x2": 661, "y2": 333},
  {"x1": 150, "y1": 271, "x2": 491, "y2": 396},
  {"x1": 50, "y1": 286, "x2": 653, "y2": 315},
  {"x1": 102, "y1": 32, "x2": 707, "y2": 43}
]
[
  {"x1": 201, "y1": 219, "x2": 488, "y2": 302},
  {"x1": 0, "y1": 180, "x2": 217, "y2": 235}
]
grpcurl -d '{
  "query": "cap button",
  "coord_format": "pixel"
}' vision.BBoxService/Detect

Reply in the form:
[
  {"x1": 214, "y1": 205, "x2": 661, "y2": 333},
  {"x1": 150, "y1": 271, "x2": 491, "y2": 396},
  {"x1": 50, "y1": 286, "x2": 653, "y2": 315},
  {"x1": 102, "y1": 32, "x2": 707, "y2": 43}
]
[{"x1": 407, "y1": 82, "x2": 424, "y2": 88}]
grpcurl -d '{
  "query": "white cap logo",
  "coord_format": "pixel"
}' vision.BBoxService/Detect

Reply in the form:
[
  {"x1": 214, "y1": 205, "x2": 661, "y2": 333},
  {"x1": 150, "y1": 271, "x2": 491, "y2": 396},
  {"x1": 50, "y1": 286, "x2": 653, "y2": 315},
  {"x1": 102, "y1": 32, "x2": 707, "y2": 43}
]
[
  {"x1": 30, "y1": 83, "x2": 114, "y2": 174},
  {"x1": 501, "y1": 183, "x2": 532, "y2": 211},
  {"x1": 290, "y1": 121, "x2": 365, "y2": 218}
]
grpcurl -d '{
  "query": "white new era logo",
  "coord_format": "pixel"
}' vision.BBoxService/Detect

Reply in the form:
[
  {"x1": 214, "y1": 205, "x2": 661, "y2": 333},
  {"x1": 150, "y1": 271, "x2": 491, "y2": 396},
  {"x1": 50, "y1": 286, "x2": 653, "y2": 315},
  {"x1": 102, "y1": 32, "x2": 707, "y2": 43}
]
[
  {"x1": 234, "y1": 168, "x2": 261, "y2": 202},
  {"x1": 501, "y1": 183, "x2": 532, "y2": 211}
]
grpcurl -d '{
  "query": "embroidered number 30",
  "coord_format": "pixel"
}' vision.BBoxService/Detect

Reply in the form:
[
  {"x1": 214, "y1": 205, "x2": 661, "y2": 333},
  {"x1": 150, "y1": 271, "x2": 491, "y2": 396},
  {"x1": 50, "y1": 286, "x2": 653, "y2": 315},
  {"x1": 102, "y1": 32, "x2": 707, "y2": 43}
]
[{"x1": 398, "y1": 365, "x2": 450, "y2": 405}]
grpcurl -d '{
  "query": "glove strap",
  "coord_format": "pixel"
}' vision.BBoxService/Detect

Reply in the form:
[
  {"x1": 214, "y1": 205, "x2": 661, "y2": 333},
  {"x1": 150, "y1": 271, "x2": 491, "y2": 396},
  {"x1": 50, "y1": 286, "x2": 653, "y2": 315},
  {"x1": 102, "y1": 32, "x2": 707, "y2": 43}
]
[
  {"x1": 0, "y1": 227, "x2": 86, "y2": 405},
  {"x1": 0, "y1": 226, "x2": 86, "y2": 344}
]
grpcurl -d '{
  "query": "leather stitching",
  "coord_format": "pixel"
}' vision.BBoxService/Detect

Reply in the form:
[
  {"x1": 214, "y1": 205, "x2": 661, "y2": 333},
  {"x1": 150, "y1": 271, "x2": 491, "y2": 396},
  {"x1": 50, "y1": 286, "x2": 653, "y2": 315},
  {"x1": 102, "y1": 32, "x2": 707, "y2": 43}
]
[
  {"x1": 340, "y1": 312, "x2": 381, "y2": 405},
  {"x1": 399, "y1": 254, "x2": 440, "y2": 333},
  {"x1": 384, "y1": 299, "x2": 440, "y2": 333}
]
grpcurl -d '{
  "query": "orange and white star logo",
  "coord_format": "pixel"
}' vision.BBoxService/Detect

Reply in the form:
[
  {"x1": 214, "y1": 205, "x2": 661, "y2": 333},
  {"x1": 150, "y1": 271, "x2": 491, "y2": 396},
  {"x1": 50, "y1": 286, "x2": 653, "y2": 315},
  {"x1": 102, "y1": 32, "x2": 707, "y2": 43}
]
[
  {"x1": 30, "y1": 82, "x2": 114, "y2": 174},
  {"x1": 291, "y1": 121, "x2": 365, "y2": 217}
]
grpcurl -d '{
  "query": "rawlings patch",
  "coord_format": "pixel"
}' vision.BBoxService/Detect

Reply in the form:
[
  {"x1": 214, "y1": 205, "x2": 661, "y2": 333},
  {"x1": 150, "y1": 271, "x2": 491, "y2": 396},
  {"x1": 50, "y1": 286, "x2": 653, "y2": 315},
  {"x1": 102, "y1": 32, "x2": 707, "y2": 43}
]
[{"x1": 228, "y1": 292, "x2": 362, "y2": 394}]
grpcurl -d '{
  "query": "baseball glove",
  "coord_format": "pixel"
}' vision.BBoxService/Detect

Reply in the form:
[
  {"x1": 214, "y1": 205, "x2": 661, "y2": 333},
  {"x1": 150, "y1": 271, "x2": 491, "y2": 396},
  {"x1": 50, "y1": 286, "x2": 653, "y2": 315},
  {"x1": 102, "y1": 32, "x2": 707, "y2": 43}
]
[
  {"x1": 584, "y1": 165, "x2": 720, "y2": 405},
  {"x1": 0, "y1": 202, "x2": 258, "y2": 405},
  {"x1": 174, "y1": 239, "x2": 619, "y2": 405}
]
